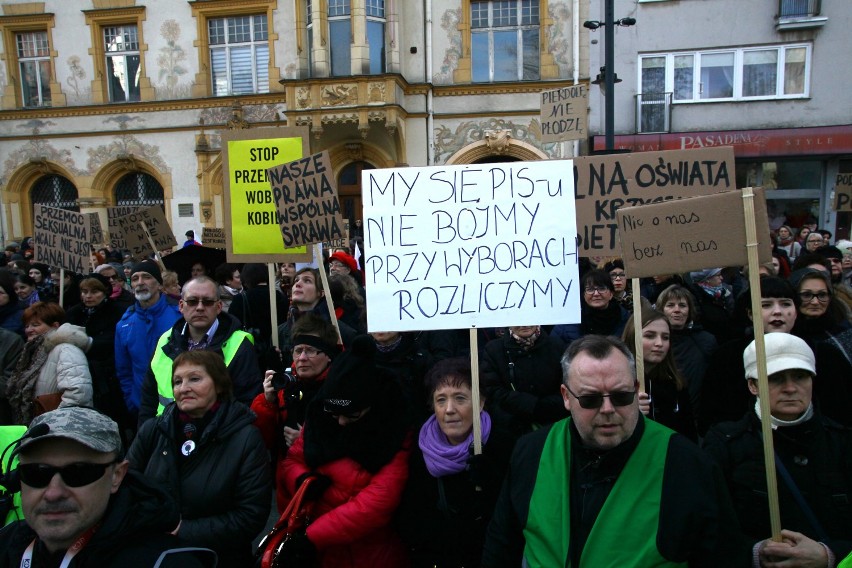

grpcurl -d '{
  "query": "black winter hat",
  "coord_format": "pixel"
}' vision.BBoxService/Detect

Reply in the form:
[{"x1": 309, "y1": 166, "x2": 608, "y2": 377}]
[
  {"x1": 130, "y1": 260, "x2": 163, "y2": 285},
  {"x1": 322, "y1": 336, "x2": 384, "y2": 414}
]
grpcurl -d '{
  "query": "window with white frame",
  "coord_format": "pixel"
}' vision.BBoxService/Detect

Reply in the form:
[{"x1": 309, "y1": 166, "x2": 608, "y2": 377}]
[
  {"x1": 471, "y1": 0, "x2": 540, "y2": 83},
  {"x1": 104, "y1": 25, "x2": 141, "y2": 102},
  {"x1": 640, "y1": 44, "x2": 809, "y2": 102},
  {"x1": 16, "y1": 31, "x2": 51, "y2": 107},
  {"x1": 208, "y1": 15, "x2": 269, "y2": 96},
  {"x1": 328, "y1": 0, "x2": 351, "y2": 76},
  {"x1": 366, "y1": 0, "x2": 385, "y2": 74}
]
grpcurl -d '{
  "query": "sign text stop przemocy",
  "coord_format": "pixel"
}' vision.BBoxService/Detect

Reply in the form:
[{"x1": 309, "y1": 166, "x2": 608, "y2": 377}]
[
  {"x1": 33, "y1": 205, "x2": 96, "y2": 273},
  {"x1": 616, "y1": 188, "x2": 771, "y2": 279},
  {"x1": 362, "y1": 160, "x2": 581, "y2": 332},
  {"x1": 574, "y1": 146, "x2": 735, "y2": 256}
]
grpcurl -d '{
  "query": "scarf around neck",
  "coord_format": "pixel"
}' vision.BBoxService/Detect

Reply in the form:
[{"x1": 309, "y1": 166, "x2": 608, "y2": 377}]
[
  {"x1": 509, "y1": 327, "x2": 540, "y2": 351},
  {"x1": 754, "y1": 399, "x2": 814, "y2": 429},
  {"x1": 418, "y1": 411, "x2": 491, "y2": 477},
  {"x1": 7, "y1": 334, "x2": 50, "y2": 424}
]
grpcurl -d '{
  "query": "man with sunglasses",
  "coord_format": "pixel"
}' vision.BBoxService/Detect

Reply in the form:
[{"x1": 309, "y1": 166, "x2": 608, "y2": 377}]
[
  {"x1": 137, "y1": 276, "x2": 261, "y2": 425},
  {"x1": 0, "y1": 407, "x2": 215, "y2": 566},
  {"x1": 483, "y1": 335, "x2": 750, "y2": 567}
]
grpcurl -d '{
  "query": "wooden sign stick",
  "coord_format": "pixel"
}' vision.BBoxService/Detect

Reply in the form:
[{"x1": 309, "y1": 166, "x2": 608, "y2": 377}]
[
  {"x1": 469, "y1": 328, "x2": 483, "y2": 456},
  {"x1": 140, "y1": 222, "x2": 166, "y2": 271},
  {"x1": 742, "y1": 187, "x2": 782, "y2": 541},
  {"x1": 631, "y1": 278, "x2": 645, "y2": 392},
  {"x1": 314, "y1": 243, "x2": 342, "y2": 344},
  {"x1": 58, "y1": 269, "x2": 65, "y2": 309},
  {"x1": 267, "y1": 263, "x2": 279, "y2": 349}
]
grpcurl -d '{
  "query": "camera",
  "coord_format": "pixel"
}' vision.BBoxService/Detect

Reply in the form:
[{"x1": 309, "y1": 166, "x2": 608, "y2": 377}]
[{"x1": 273, "y1": 368, "x2": 298, "y2": 393}]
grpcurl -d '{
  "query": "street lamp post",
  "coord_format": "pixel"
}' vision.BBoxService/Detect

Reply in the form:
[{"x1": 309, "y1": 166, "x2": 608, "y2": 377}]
[{"x1": 585, "y1": 0, "x2": 635, "y2": 152}]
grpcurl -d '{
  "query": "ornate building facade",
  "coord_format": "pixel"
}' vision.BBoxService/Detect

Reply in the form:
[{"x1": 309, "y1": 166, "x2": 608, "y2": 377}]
[{"x1": 0, "y1": 0, "x2": 589, "y2": 242}]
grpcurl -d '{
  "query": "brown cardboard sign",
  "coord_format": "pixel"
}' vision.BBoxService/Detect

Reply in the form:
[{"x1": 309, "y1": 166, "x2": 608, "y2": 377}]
[
  {"x1": 540, "y1": 85, "x2": 589, "y2": 143},
  {"x1": 87, "y1": 212, "x2": 105, "y2": 247},
  {"x1": 268, "y1": 150, "x2": 346, "y2": 248},
  {"x1": 616, "y1": 188, "x2": 771, "y2": 278},
  {"x1": 574, "y1": 146, "x2": 736, "y2": 256},
  {"x1": 115, "y1": 206, "x2": 177, "y2": 260},
  {"x1": 833, "y1": 173, "x2": 852, "y2": 212},
  {"x1": 106, "y1": 206, "x2": 140, "y2": 250},
  {"x1": 220, "y1": 126, "x2": 313, "y2": 263},
  {"x1": 33, "y1": 205, "x2": 95, "y2": 274},
  {"x1": 201, "y1": 227, "x2": 226, "y2": 249}
]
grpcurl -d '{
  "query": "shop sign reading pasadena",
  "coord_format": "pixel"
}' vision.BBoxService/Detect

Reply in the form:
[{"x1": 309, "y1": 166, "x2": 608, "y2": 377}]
[{"x1": 362, "y1": 160, "x2": 581, "y2": 331}]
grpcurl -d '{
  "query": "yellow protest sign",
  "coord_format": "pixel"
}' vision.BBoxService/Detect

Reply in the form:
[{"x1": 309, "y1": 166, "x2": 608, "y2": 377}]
[{"x1": 221, "y1": 127, "x2": 313, "y2": 262}]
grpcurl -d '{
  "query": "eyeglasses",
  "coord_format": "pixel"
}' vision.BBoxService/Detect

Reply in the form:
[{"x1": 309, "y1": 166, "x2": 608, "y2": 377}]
[
  {"x1": 565, "y1": 385, "x2": 636, "y2": 409},
  {"x1": 18, "y1": 461, "x2": 116, "y2": 488},
  {"x1": 609, "y1": 273, "x2": 626, "y2": 280},
  {"x1": 182, "y1": 298, "x2": 218, "y2": 307},
  {"x1": 800, "y1": 291, "x2": 830, "y2": 303},
  {"x1": 584, "y1": 286, "x2": 609, "y2": 295},
  {"x1": 104, "y1": 274, "x2": 123, "y2": 282},
  {"x1": 293, "y1": 346, "x2": 321, "y2": 359}
]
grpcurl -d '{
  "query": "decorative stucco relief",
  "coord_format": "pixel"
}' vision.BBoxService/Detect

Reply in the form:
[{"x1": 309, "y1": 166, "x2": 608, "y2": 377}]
[
  {"x1": 433, "y1": 118, "x2": 562, "y2": 164},
  {"x1": 156, "y1": 19, "x2": 191, "y2": 100},
  {"x1": 86, "y1": 134, "x2": 170, "y2": 174},
  {"x1": 548, "y1": 2, "x2": 574, "y2": 78},
  {"x1": 433, "y1": 8, "x2": 461, "y2": 85},
  {"x1": 198, "y1": 103, "x2": 283, "y2": 148},
  {"x1": 65, "y1": 56, "x2": 90, "y2": 105},
  {"x1": 1, "y1": 120, "x2": 85, "y2": 184}
]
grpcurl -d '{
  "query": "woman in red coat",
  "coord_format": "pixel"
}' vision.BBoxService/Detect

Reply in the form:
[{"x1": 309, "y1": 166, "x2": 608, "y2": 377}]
[{"x1": 278, "y1": 335, "x2": 412, "y2": 568}]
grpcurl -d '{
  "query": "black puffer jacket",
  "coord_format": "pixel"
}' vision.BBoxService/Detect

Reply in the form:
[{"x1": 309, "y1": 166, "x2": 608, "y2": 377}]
[
  {"x1": 703, "y1": 411, "x2": 852, "y2": 559},
  {"x1": 480, "y1": 331, "x2": 568, "y2": 438},
  {"x1": 374, "y1": 333, "x2": 436, "y2": 426},
  {"x1": 0, "y1": 470, "x2": 215, "y2": 567},
  {"x1": 670, "y1": 324, "x2": 717, "y2": 410},
  {"x1": 127, "y1": 401, "x2": 272, "y2": 567}
]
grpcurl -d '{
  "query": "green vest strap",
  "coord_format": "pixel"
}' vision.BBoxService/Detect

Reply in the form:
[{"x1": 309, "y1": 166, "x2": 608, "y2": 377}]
[
  {"x1": 523, "y1": 418, "x2": 685, "y2": 568},
  {"x1": 153, "y1": 330, "x2": 252, "y2": 416}
]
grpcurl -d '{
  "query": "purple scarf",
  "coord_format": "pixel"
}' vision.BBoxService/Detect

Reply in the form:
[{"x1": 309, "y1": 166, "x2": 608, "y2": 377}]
[{"x1": 418, "y1": 410, "x2": 492, "y2": 477}]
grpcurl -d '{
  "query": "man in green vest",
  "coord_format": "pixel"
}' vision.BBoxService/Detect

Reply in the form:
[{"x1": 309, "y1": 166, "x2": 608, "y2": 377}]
[
  {"x1": 482, "y1": 335, "x2": 750, "y2": 567},
  {"x1": 137, "y1": 276, "x2": 261, "y2": 425}
]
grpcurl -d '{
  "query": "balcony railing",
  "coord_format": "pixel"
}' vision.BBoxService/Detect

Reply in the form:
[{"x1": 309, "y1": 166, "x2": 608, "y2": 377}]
[
  {"x1": 635, "y1": 92, "x2": 672, "y2": 134},
  {"x1": 779, "y1": 0, "x2": 820, "y2": 18}
]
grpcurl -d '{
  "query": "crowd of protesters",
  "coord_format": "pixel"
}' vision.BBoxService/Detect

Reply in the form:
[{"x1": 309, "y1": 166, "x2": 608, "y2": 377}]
[{"x1": 0, "y1": 221, "x2": 850, "y2": 568}]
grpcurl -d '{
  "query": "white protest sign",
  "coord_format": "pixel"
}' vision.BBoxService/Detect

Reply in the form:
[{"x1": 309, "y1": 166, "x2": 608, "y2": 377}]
[{"x1": 363, "y1": 160, "x2": 581, "y2": 331}]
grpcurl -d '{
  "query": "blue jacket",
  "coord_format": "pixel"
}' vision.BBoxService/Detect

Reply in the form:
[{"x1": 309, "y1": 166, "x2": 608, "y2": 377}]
[{"x1": 114, "y1": 293, "x2": 181, "y2": 413}]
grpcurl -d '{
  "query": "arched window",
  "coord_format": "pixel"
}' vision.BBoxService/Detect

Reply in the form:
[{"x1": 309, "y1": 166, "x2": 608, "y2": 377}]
[
  {"x1": 30, "y1": 175, "x2": 79, "y2": 211},
  {"x1": 114, "y1": 172, "x2": 164, "y2": 208}
]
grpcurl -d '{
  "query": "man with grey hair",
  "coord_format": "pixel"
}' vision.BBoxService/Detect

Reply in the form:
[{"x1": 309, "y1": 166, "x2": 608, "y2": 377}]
[
  {"x1": 138, "y1": 276, "x2": 261, "y2": 425},
  {"x1": 0, "y1": 406, "x2": 214, "y2": 566},
  {"x1": 482, "y1": 335, "x2": 750, "y2": 567}
]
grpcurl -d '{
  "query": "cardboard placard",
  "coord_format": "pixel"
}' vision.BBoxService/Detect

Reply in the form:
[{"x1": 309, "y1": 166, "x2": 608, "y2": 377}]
[
  {"x1": 540, "y1": 84, "x2": 589, "y2": 143},
  {"x1": 87, "y1": 213, "x2": 104, "y2": 247},
  {"x1": 574, "y1": 146, "x2": 736, "y2": 255},
  {"x1": 833, "y1": 173, "x2": 852, "y2": 212},
  {"x1": 220, "y1": 127, "x2": 313, "y2": 262},
  {"x1": 362, "y1": 160, "x2": 581, "y2": 332},
  {"x1": 616, "y1": 188, "x2": 771, "y2": 278},
  {"x1": 268, "y1": 150, "x2": 346, "y2": 248},
  {"x1": 107, "y1": 206, "x2": 140, "y2": 250},
  {"x1": 115, "y1": 206, "x2": 177, "y2": 260},
  {"x1": 33, "y1": 205, "x2": 95, "y2": 273},
  {"x1": 201, "y1": 227, "x2": 226, "y2": 249}
]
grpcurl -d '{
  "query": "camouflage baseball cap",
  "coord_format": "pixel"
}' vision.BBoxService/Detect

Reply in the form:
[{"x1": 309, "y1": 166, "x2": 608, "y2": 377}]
[{"x1": 14, "y1": 407, "x2": 122, "y2": 457}]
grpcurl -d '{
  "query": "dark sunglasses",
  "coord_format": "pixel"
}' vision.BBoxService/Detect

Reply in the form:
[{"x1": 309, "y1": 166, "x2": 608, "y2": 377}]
[
  {"x1": 183, "y1": 298, "x2": 218, "y2": 307},
  {"x1": 565, "y1": 386, "x2": 636, "y2": 409},
  {"x1": 323, "y1": 406, "x2": 364, "y2": 420},
  {"x1": 18, "y1": 461, "x2": 116, "y2": 488}
]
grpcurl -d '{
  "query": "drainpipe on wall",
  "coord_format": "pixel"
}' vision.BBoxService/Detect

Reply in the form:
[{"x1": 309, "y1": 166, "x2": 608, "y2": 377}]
[
  {"x1": 573, "y1": 0, "x2": 580, "y2": 158},
  {"x1": 426, "y1": 0, "x2": 435, "y2": 165}
]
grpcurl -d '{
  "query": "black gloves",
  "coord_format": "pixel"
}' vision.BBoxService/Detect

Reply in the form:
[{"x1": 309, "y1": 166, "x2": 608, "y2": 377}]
[{"x1": 295, "y1": 472, "x2": 332, "y2": 501}]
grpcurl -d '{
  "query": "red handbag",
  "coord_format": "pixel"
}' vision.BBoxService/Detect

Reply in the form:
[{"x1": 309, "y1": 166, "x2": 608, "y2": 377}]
[{"x1": 256, "y1": 477, "x2": 317, "y2": 568}]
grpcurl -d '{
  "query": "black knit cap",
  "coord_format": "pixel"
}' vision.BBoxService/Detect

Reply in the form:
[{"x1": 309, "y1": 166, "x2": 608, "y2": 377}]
[
  {"x1": 322, "y1": 335, "x2": 383, "y2": 414},
  {"x1": 130, "y1": 259, "x2": 163, "y2": 285}
]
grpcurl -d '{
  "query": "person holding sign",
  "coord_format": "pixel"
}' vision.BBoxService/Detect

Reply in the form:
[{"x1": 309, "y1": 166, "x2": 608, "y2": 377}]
[
  {"x1": 397, "y1": 357, "x2": 513, "y2": 568},
  {"x1": 703, "y1": 334, "x2": 852, "y2": 568},
  {"x1": 622, "y1": 307, "x2": 697, "y2": 441},
  {"x1": 482, "y1": 335, "x2": 749, "y2": 567}
]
